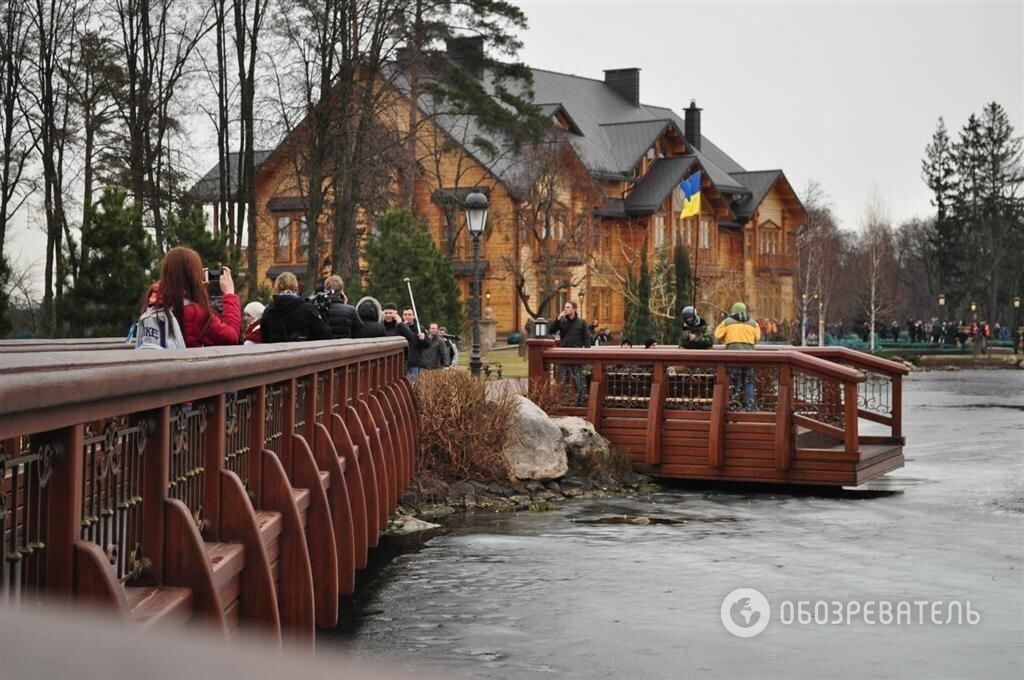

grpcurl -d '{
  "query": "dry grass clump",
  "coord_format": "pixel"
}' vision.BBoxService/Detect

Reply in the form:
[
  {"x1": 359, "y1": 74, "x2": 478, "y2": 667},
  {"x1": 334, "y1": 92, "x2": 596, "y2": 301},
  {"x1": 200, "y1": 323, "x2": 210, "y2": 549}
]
[
  {"x1": 520, "y1": 377, "x2": 574, "y2": 415},
  {"x1": 569, "y1": 444, "x2": 634, "y2": 482},
  {"x1": 412, "y1": 369, "x2": 516, "y2": 483}
]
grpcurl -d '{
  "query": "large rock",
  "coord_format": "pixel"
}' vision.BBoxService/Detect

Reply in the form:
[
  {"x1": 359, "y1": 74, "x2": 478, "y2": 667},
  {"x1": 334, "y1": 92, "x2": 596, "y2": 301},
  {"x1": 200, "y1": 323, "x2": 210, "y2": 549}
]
[
  {"x1": 550, "y1": 416, "x2": 611, "y2": 461},
  {"x1": 505, "y1": 395, "x2": 568, "y2": 480}
]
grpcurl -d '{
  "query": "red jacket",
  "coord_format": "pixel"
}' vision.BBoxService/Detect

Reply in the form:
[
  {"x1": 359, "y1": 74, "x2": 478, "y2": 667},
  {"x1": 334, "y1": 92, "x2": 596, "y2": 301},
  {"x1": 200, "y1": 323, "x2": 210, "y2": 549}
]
[{"x1": 182, "y1": 294, "x2": 242, "y2": 347}]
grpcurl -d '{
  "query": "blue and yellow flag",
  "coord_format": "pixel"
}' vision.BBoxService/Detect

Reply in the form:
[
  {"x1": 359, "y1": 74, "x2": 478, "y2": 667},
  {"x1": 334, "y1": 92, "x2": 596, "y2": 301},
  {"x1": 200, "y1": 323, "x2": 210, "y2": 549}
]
[{"x1": 679, "y1": 170, "x2": 702, "y2": 219}]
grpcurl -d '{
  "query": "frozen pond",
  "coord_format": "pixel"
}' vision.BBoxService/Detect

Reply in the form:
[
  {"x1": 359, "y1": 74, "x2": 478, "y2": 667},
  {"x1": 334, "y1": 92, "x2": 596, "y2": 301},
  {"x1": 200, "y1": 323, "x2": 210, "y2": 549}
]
[{"x1": 325, "y1": 370, "x2": 1024, "y2": 679}]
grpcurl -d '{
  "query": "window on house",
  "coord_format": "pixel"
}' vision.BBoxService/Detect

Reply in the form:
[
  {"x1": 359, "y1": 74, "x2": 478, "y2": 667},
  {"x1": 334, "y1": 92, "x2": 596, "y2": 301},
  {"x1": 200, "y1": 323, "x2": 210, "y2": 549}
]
[
  {"x1": 296, "y1": 215, "x2": 309, "y2": 263},
  {"x1": 699, "y1": 218, "x2": 711, "y2": 249},
  {"x1": 759, "y1": 226, "x2": 781, "y2": 255},
  {"x1": 276, "y1": 216, "x2": 291, "y2": 261},
  {"x1": 654, "y1": 214, "x2": 666, "y2": 248}
]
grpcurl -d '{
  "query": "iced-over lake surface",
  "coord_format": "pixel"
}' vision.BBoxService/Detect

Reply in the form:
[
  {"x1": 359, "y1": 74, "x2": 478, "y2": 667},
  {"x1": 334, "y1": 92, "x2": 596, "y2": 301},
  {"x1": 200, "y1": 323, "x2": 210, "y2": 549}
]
[{"x1": 325, "y1": 370, "x2": 1024, "y2": 679}]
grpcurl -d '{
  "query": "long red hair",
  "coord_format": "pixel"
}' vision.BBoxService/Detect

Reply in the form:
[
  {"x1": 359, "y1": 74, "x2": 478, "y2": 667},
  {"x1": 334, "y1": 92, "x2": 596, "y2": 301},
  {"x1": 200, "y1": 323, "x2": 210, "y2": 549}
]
[{"x1": 157, "y1": 247, "x2": 212, "y2": 335}]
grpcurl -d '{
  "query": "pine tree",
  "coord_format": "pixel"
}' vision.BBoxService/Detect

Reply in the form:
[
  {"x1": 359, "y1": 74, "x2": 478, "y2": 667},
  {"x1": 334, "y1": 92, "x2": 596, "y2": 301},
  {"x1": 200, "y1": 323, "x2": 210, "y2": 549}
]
[
  {"x1": 922, "y1": 117, "x2": 961, "y2": 306},
  {"x1": 672, "y1": 235, "x2": 692, "y2": 344},
  {"x1": 364, "y1": 209, "x2": 464, "y2": 331},
  {"x1": 625, "y1": 246, "x2": 657, "y2": 344},
  {"x1": 62, "y1": 188, "x2": 156, "y2": 336},
  {"x1": 164, "y1": 203, "x2": 234, "y2": 274}
]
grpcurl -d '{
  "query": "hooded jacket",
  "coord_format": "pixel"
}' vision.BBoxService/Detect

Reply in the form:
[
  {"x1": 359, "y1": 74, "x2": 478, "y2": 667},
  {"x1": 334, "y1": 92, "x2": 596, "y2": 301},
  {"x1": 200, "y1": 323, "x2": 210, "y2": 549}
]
[
  {"x1": 679, "y1": 315, "x2": 713, "y2": 349},
  {"x1": 261, "y1": 294, "x2": 331, "y2": 343},
  {"x1": 714, "y1": 312, "x2": 761, "y2": 349},
  {"x1": 353, "y1": 301, "x2": 385, "y2": 338}
]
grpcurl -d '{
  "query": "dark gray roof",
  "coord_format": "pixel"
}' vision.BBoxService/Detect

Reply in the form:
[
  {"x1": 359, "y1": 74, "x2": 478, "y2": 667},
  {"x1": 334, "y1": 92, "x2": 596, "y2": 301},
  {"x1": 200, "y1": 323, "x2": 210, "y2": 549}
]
[
  {"x1": 538, "y1": 103, "x2": 582, "y2": 135},
  {"x1": 600, "y1": 120, "x2": 671, "y2": 174},
  {"x1": 623, "y1": 156, "x2": 696, "y2": 214},
  {"x1": 188, "y1": 150, "x2": 274, "y2": 203},
  {"x1": 730, "y1": 170, "x2": 783, "y2": 220}
]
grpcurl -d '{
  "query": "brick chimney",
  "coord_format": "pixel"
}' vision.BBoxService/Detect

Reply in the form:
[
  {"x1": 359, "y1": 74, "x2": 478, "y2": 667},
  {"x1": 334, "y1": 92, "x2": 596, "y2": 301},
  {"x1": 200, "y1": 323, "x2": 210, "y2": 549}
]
[
  {"x1": 684, "y1": 99, "x2": 702, "y2": 151},
  {"x1": 604, "y1": 68, "x2": 640, "y2": 107}
]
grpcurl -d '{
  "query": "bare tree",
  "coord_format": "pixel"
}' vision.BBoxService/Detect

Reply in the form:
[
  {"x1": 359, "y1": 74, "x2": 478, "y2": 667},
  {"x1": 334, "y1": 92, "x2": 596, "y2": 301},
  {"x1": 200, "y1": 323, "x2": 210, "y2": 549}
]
[
  {"x1": 109, "y1": 0, "x2": 211, "y2": 250},
  {"x1": 0, "y1": 0, "x2": 36, "y2": 262},
  {"x1": 505, "y1": 139, "x2": 602, "y2": 320},
  {"x1": 859, "y1": 193, "x2": 897, "y2": 351}
]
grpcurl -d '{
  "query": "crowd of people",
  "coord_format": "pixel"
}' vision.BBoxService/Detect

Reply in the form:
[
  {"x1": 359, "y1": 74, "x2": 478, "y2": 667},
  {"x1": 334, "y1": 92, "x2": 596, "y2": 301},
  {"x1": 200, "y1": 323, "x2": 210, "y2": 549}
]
[
  {"x1": 817, "y1": 317, "x2": 1011, "y2": 353},
  {"x1": 133, "y1": 247, "x2": 457, "y2": 382},
  {"x1": 554, "y1": 299, "x2": 762, "y2": 409}
]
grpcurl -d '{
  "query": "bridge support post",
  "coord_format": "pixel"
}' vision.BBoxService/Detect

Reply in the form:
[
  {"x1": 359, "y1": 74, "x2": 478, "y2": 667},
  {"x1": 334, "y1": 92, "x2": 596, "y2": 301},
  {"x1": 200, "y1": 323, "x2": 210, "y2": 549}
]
[
  {"x1": 774, "y1": 365, "x2": 793, "y2": 470},
  {"x1": 645, "y1": 362, "x2": 665, "y2": 466},
  {"x1": 708, "y1": 366, "x2": 728, "y2": 468}
]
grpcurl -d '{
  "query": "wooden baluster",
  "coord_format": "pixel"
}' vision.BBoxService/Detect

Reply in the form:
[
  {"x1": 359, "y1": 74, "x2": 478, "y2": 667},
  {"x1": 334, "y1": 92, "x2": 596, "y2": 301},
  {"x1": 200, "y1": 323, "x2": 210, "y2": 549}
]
[
  {"x1": 141, "y1": 407, "x2": 170, "y2": 585},
  {"x1": 775, "y1": 364, "x2": 793, "y2": 471},
  {"x1": 645, "y1": 362, "x2": 665, "y2": 466},
  {"x1": 708, "y1": 364, "x2": 728, "y2": 468},
  {"x1": 586, "y1": 360, "x2": 606, "y2": 429},
  {"x1": 891, "y1": 374, "x2": 903, "y2": 443},
  {"x1": 45, "y1": 425, "x2": 84, "y2": 597},
  {"x1": 304, "y1": 373, "x2": 318, "y2": 454},
  {"x1": 204, "y1": 395, "x2": 226, "y2": 541},
  {"x1": 844, "y1": 382, "x2": 859, "y2": 455}
]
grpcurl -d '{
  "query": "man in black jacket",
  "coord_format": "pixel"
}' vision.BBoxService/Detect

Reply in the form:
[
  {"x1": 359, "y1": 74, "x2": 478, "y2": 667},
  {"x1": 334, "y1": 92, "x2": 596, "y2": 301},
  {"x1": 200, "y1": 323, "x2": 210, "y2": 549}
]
[
  {"x1": 555, "y1": 301, "x2": 591, "y2": 405},
  {"x1": 323, "y1": 275, "x2": 363, "y2": 339},
  {"x1": 261, "y1": 272, "x2": 331, "y2": 343},
  {"x1": 382, "y1": 303, "x2": 428, "y2": 382}
]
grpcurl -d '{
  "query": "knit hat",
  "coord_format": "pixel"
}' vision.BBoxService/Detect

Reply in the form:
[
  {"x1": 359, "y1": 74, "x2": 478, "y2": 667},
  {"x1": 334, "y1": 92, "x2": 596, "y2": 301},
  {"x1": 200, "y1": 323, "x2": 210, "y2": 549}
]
[
  {"x1": 731, "y1": 302, "x2": 747, "y2": 315},
  {"x1": 243, "y1": 301, "x2": 265, "y2": 320},
  {"x1": 382, "y1": 302, "x2": 397, "y2": 311}
]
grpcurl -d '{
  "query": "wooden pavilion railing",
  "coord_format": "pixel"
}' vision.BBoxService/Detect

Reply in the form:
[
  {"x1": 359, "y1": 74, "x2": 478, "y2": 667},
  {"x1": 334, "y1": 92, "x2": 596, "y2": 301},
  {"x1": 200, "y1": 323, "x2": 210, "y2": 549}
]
[
  {"x1": 527, "y1": 339, "x2": 907, "y2": 485},
  {"x1": 0, "y1": 338, "x2": 417, "y2": 648}
]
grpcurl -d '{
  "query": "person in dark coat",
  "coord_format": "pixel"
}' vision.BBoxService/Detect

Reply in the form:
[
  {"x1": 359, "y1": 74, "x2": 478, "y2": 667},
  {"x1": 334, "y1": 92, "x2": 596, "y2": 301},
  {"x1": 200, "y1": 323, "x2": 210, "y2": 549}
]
[
  {"x1": 261, "y1": 272, "x2": 331, "y2": 343},
  {"x1": 353, "y1": 297, "x2": 385, "y2": 338},
  {"x1": 381, "y1": 302, "x2": 427, "y2": 381},
  {"x1": 419, "y1": 323, "x2": 449, "y2": 369},
  {"x1": 555, "y1": 301, "x2": 590, "y2": 405},
  {"x1": 678, "y1": 305, "x2": 713, "y2": 349},
  {"x1": 322, "y1": 274, "x2": 363, "y2": 339}
]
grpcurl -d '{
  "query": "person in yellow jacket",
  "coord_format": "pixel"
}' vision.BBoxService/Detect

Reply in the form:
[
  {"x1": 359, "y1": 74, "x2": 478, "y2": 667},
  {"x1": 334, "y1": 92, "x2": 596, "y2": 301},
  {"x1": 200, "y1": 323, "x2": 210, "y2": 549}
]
[{"x1": 714, "y1": 302, "x2": 761, "y2": 409}]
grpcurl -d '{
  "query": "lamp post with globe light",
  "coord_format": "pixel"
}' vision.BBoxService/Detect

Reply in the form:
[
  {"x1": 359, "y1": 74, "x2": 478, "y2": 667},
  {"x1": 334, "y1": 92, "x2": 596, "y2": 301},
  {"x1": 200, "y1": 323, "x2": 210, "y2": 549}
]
[{"x1": 464, "y1": 192, "x2": 488, "y2": 377}]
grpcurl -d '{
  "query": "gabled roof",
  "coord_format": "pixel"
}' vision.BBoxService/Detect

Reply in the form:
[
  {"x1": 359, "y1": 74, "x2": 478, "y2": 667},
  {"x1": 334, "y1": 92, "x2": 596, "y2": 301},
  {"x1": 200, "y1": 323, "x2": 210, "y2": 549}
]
[
  {"x1": 599, "y1": 120, "x2": 673, "y2": 174},
  {"x1": 538, "y1": 103, "x2": 583, "y2": 135},
  {"x1": 729, "y1": 170, "x2": 784, "y2": 220},
  {"x1": 187, "y1": 150, "x2": 274, "y2": 203},
  {"x1": 623, "y1": 155, "x2": 697, "y2": 214}
]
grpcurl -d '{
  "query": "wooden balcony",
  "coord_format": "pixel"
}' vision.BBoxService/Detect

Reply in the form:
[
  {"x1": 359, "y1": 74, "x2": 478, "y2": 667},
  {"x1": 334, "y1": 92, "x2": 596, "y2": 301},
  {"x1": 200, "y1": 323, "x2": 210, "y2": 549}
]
[
  {"x1": 756, "y1": 253, "x2": 796, "y2": 274},
  {"x1": 527, "y1": 340, "x2": 907, "y2": 487}
]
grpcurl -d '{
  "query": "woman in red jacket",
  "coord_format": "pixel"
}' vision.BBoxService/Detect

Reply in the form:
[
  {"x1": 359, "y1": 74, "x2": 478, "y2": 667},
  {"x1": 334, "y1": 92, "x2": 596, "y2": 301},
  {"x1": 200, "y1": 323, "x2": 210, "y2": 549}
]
[{"x1": 156, "y1": 247, "x2": 241, "y2": 347}]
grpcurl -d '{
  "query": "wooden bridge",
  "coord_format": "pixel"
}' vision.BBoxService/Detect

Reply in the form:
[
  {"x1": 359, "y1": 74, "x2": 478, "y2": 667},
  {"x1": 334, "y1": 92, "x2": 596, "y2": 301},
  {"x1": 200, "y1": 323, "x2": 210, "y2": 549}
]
[
  {"x1": 0, "y1": 338, "x2": 416, "y2": 648},
  {"x1": 527, "y1": 340, "x2": 907, "y2": 487}
]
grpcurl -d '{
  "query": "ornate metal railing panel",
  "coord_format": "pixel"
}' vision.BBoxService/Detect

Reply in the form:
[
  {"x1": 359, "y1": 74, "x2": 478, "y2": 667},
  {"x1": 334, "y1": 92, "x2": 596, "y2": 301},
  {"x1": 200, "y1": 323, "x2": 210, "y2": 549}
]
[
  {"x1": 849, "y1": 368, "x2": 892, "y2": 418},
  {"x1": 792, "y1": 370, "x2": 845, "y2": 428},
  {"x1": 314, "y1": 372, "x2": 327, "y2": 424},
  {"x1": 724, "y1": 365, "x2": 781, "y2": 413},
  {"x1": 665, "y1": 366, "x2": 716, "y2": 411},
  {"x1": 264, "y1": 385, "x2": 286, "y2": 454},
  {"x1": 168, "y1": 405, "x2": 208, "y2": 530},
  {"x1": 224, "y1": 391, "x2": 254, "y2": 488},
  {"x1": 1, "y1": 437, "x2": 59, "y2": 603},
  {"x1": 603, "y1": 365, "x2": 652, "y2": 409},
  {"x1": 81, "y1": 417, "x2": 149, "y2": 583},
  {"x1": 294, "y1": 377, "x2": 309, "y2": 439}
]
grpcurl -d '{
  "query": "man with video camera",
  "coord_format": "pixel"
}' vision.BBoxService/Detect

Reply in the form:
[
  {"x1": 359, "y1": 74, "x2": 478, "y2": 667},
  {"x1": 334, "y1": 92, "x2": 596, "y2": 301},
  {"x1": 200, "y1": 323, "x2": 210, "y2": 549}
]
[{"x1": 320, "y1": 274, "x2": 363, "y2": 339}]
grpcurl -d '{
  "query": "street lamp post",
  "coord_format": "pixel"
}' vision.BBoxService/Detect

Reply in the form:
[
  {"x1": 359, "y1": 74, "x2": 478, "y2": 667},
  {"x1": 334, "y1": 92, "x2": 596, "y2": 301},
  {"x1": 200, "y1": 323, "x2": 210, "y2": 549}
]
[
  {"x1": 578, "y1": 288, "x2": 585, "y2": 319},
  {"x1": 465, "y1": 192, "x2": 489, "y2": 377},
  {"x1": 1014, "y1": 296, "x2": 1021, "y2": 354}
]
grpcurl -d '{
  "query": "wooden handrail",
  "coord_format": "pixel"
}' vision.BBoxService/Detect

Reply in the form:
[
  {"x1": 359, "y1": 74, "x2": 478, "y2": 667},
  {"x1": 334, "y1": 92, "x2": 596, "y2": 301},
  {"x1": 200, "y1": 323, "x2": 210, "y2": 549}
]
[
  {"x1": 527, "y1": 339, "x2": 866, "y2": 383},
  {"x1": 0, "y1": 338, "x2": 408, "y2": 440},
  {"x1": 756, "y1": 344, "x2": 910, "y2": 377}
]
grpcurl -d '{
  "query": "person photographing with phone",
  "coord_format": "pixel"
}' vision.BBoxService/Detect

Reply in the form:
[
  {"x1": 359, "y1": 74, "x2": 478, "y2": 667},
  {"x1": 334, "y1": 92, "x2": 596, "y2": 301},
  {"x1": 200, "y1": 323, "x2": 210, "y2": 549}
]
[
  {"x1": 555, "y1": 300, "x2": 591, "y2": 405},
  {"x1": 154, "y1": 247, "x2": 241, "y2": 347}
]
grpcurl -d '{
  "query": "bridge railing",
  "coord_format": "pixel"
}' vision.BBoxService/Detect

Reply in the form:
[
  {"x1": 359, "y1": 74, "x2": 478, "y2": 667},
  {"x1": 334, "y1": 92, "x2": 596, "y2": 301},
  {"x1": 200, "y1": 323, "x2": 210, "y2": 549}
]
[
  {"x1": 526, "y1": 339, "x2": 907, "y2": 483},
  {"x1": 0, "y1": 339, "x2": 415, "y2": 641}
]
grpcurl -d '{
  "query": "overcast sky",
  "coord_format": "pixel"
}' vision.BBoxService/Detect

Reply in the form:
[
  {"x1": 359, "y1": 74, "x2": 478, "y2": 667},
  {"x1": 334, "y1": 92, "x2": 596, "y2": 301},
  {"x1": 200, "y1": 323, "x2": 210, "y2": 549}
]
[
  {"x1": 6, "y1": 0, "x2": 1022, "y2": 299},
  {"x1": 514, "y1": 0, "x2": 1023, "y2": 224}
]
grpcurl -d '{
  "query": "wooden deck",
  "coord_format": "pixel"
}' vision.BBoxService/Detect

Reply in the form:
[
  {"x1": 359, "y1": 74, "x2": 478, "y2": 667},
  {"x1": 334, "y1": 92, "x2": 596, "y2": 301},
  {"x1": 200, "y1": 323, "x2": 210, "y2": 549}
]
[{"x1": 529, "y1": 341, "x2": 907, "y2": 487}]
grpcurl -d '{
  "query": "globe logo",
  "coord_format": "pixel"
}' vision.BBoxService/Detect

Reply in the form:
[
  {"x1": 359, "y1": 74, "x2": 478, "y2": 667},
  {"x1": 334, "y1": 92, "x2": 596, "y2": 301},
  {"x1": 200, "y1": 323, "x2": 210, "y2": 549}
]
[{"x1": 720, "y1": 588, "x2": 771, "y2": 638}]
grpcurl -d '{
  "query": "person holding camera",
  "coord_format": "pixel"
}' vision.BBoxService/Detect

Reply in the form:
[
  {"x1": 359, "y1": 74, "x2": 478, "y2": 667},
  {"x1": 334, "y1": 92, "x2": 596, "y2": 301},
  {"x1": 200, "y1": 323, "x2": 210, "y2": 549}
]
[
  {"x1": 678, "y1": 305, "x2": 713, "y2": 349},
  {"x1": 556, "y1": 300, "x2": 591, "y2": 406},
  {"x1": 155, "y1": 247, "x2": 241, "y2": 347},
  {"x1": 261, "y1": 272, "x2": 331, "y2": 343},
  {"x1": 322, "y1": 274, "x2": 363, "y2": 339}
]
